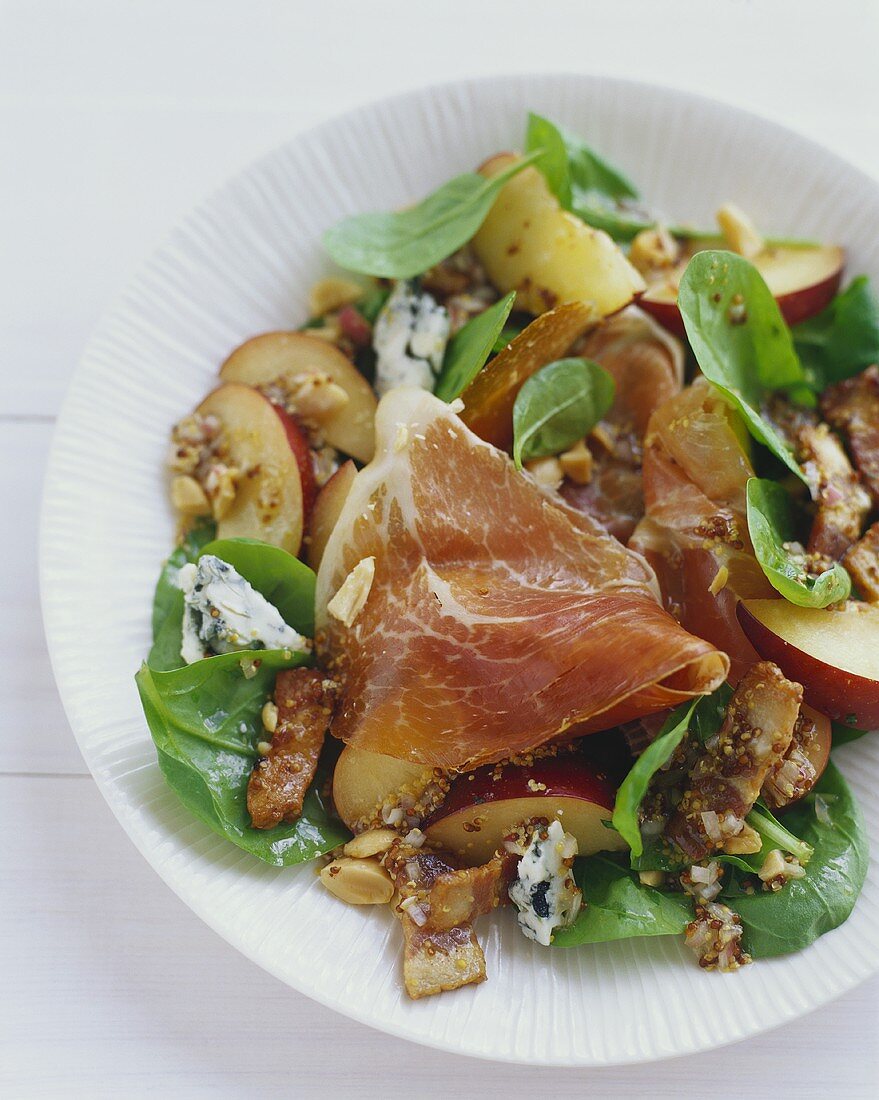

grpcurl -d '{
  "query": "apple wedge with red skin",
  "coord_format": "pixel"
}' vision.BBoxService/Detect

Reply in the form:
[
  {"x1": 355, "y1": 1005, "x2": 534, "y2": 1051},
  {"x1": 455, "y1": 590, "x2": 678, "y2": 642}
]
[
  {"x1": 307, "y1": 459, "x2": 356, "y2": 571},
  {"x1": 272, "y1": 403, "x2": 317, "y2": 521},
  {"x1": 640, "y1": 242, "x2": 844, "y2": 337},
  {"x1": 738, "y1": 598, "x2": 879, "y2": 729},
  {"x1": 423, "y1": 753, "x2": 628, "y2": 866},
  {"x1": 195, "y1": 382, "x2": 305, "y2": 554}
]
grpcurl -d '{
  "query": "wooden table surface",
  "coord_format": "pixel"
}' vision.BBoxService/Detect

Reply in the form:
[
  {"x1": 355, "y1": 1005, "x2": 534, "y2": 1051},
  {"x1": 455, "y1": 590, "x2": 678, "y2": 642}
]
[{"x1": 2, "y1": 1, "x2": 878, "y2": 1095}]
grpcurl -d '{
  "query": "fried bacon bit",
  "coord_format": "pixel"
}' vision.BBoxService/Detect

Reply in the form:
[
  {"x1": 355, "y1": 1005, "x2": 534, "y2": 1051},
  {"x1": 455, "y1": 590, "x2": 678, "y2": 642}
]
[
  {"x1": 821, "y1": 366, "x2": 879, "y2": 504},
  {"x1": 400, "y1": 917, "x2": 486, "y2": 999},
  {"x1": 665, "y1": 662, "x2": 802, "y2": 861},
  {"x1": 797, "y1": 422, "x2": 870, "y2": 560},
  {"x1": 246, "y1": 668, "x2": 336, "y2": 829},
  {"x1": 844, "y1": 521, "x2": 879, "y2": 603},
  {"x1": 685, "y1": 901, "x2": 751, "y2": 971},
  {"x1": 761, "y1": 708, "x2": 819, "y2": 809}
]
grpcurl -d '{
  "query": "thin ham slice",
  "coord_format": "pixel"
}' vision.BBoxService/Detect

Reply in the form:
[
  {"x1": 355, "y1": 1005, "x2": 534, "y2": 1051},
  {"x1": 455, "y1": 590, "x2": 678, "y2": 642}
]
[{"x1": 316, "y1": 388, "x2": 728, "y2": 770}]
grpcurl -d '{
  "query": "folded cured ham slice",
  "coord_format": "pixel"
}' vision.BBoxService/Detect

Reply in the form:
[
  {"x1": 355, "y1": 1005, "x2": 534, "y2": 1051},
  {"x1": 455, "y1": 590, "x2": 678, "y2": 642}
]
[
  {"x1": 316, "y1": 387, "x2": 728, "y2": 770},
  {"x1": 630, "y1": 378, "x2": 775, "y2": 683}
]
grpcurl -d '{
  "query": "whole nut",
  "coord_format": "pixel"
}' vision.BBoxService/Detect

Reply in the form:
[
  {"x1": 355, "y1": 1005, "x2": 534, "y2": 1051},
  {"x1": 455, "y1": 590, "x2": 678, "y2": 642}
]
[
  {"x1": 170, "y1": 475, "x2": 211, "y2": 516},
  {"x1": 319, "y1": 857, "x2": 394, "y2": 906},
  {"x1": 343, "y1": 828, "x2": 398, "y2": 859}
]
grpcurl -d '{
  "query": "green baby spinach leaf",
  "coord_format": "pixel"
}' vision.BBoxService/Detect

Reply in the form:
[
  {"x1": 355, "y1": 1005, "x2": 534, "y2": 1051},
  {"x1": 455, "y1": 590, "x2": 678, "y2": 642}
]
[
  {"x1": 746, "y1": 478, "x2": 851, "y2": 607},
  {"x1": 136, "y1": 649, "x2": 347, "y2": 865},
  {"x1": 512, "y1": 357, "x2": 614, "y2": 470},
  {"x1": 434, "y1": 292, "x2": 516, "y2": 402},
  {"x1": 794, "y1": 277, "x2": 879, "y2": 391},
  {"x1": 678, "y1": 251, "x2": 809, "y2": 483},
  {"x1": 726, "y1": 763, "x2": 867, "y2": 957},
  {"x1": 691, "y1": 681, "x2": 734, "y2": 744},
  {"x1": 612, "y1": 698, "x2": 699, "y2": 856},
  {"x1": 552, "y1": 854, "x2": 693, "y2": 946},
  {"x1": 746, "y1": 801, "x2": 814, "y2": 866},
  {"x1": 525, "y1": 112, "x2": 651, "y2": 241},
  {"x1": 832, "y1": 721, "x2": 870, "y2": 747},
  {"x1": 323, "y1": 150, "x2": 544, "y2": 279}
]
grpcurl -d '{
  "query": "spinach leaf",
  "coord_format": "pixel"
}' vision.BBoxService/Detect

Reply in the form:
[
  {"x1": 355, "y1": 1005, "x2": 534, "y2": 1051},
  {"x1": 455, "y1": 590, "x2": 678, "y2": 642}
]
[
  {"x1": 136, "y1": 649, "x2": 347, "y2": 865},
  {"x1": 678, "y1": 251, "x2": 809, "y2": 482},
  {"x1": 199, "y1": 538, "x2": 316, "y2": 636},
  {"x1": 525, "y1": 113, "x2": 651, "y2": 242},
  {"x1": 552, "y1": 854, "x2": 693, "y2": 946},
  {"x1": 323, "y1": 150, "x2": 544, "y2": 279},
  {"x1": 691, "y1": 681, "x2": 733, "y2": 744},
  {"x1": 794, "y1": 277, "x2": 879, "y2": 390},
  {"x1": 356, "y1": 283, "x2": 390, "y2": 324},
  {"x1": 149, "y1": 519, "x2": 217, "y2": 671},
  {"x1": 512, "y1": 358, "x2": 614, "y2": 470},
  {"x1": 746, "y1": 478, "x2": 851, "y2": 607},
  {"x1": 148, "y1": 535, "x2": 315, "y2": 672},
  {"x1": 727, "y1": 763, "x2": 868, "y2": 957},
  {"x1": 746, "y1": 801, "x2": 814, "y2": 866},
  {"x1": 832, "y1": 721, "x2": 870, "y2": 747},
  {"x1": 433, "y1": 292, "x2": 516, "y2": 402},
  {"x1": 612, "y1": 698, "x2": 698, "y2": 856}
]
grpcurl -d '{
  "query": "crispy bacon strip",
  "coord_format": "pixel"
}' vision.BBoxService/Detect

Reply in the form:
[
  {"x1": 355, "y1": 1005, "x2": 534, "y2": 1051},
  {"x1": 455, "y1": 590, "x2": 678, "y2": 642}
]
[
  {"x1": 666, "y1": 662, "x2": 802, "y2": 860},
  {"x1": 760, "y1": 708, "x2": 819, "y2": 809},
  {"x1": 796, "y1": 422, "x2": 870, "y2": 560},
  {"x1": 822, "y1": 366, "x2": 879, "y2": 504},
  {"x1": 246, "y1": 668, "x2": 335, "y2": 829},
  {"x1": 317, "y1": 388, "x2": 728, "y2": 771},
  {"x1": 844, "y1": 521, "x2": 879, "y2": 602},
  {"x1": 400, "y1": 918, "x2": 486, "y2": 999}
]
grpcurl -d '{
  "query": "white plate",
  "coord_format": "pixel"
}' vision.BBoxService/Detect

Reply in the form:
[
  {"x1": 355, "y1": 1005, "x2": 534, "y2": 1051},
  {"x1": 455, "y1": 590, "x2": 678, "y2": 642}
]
[{"x1": 40, "y1": 73, "x2": 879, "y2": 1066}]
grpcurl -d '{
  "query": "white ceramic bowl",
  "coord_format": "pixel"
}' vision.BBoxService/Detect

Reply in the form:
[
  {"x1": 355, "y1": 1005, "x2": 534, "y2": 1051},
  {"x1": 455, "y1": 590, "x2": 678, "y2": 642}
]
[{"x1": 40, "y1": 73, "x2": 879, "y2": 1066}]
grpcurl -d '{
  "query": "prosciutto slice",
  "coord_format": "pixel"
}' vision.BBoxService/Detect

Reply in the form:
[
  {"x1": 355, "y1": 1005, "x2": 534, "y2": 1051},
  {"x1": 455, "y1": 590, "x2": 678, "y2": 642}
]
[{"x1": 316, "y1": 388, "x2": 728, "y2": 770}]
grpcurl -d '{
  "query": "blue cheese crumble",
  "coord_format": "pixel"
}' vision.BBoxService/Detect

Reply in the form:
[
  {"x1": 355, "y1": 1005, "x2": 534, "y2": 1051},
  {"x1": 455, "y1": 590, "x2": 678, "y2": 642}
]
[
  {"x1": 177, "y1": 555, "x2": 307, "y2": 665},
  {"x1": 372, "y1": 280, "x2": 450, "y2": 396},
  {"x1": 508, "y1": 820, "x2": 582, "y2": 945}
]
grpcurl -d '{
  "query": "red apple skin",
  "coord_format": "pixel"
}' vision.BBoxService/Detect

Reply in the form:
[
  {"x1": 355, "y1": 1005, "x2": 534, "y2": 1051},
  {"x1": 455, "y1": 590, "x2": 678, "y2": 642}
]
[
  {"x1": 307, "y1": 459, "x2": 356, "y2": 571},
  {"x1": 423, "y1": 752, "x2": 628, "y2": 865},
  {"x1": 273, "y1": 405, "x2": 317, "y2": 522},
  {"x1": 737, "y1": 601, "x2": 879, "y2": 729}
]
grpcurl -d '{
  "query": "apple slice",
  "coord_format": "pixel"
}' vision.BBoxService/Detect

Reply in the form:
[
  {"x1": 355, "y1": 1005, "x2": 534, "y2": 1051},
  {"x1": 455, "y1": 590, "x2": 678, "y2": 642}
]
[
  {"x1": 273, "y1": 403, "x2": 317, "y2": 521},
  {"x1": 220, "y1": 332, "x2": 377, "y2": 463},
  {"x1": 641, "y1": 240, "x2": 844, "y2": 336},
  {"x1": 332, "y1": 744, "x2": 435, "y2": 832},
  {"x1": 471, "y1": 153, "x2": 645, "y2": 318},
  {"x1": 196, "y1": 383, "x2": 304, "y2": 554},
  {"x1": 737, "y1": 598, "x2": 879, "y2": 728},
  {"x1": 423, "y1": 753, "x2": 628, "y2": 866},
  {"x1": 307, "y1": 459, "x2": 357, "y2": 571}
]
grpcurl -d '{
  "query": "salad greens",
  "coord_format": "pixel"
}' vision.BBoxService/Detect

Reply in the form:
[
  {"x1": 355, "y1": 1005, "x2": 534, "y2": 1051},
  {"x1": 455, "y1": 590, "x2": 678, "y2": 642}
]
[
  {"x1": 511, "y1": 357, "x2": 614, "y2": 470},
  {"x1": 322, "y1": 150, "x2": 545, "y2": 279},
  {"x1": 832, "y1": 722, "x2": 869, "y2": 747},
  {"x1": 727, "y1": 764, "x2": 867, "y2": 957},
  {"x1": 678, "y1": 250, "x2": 810, "y2": 481},
  {"x1": 136, "y1": 650, "x2": 347, "y2": 866},
  {"x1": 434, "y1": 291, "x2": 516, "y2": 402},
  {"x1": 552, "y1": 854, "x2": 693, "y2": 947},
  {"x1": 525, "y1": 113, "x2": 652, "y2": 242},
  {"x1": 794, "y1": 276, "x2": 879, "y2": 391},
  {"x1": 149, "y1": 519, "x2": 217, "y2": 672},
  {"x1": 746, "y1": 478, "x2": 851, "y2": 607}
]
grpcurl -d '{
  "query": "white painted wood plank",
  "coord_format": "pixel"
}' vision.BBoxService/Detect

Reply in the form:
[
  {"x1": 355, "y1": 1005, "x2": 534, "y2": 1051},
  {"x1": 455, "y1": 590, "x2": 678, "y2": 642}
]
[
  {"x1": 1, "y1": 422, "x2": 88, "y2": 775},
  {"x1": 1, "y1": 775, "x2": 877, "y2": 1099}
]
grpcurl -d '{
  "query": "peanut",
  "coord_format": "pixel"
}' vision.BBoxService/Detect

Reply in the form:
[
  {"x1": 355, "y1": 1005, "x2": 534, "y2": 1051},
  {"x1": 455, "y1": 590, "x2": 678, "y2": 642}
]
[
  {"x1": 558, "y1": 439, "x2": 593, "y2": 485},
  {"x1": 170, "y1": 474, "x2": 211, "y2": 516},
  {"x1": 524, "y1": 456, "x2": 563, "y2": 490},
  {"x1": 319, "y1": 857, "x2": 394, "y2": 906},
  {"x1": 343, "y1": 828, "x2": 398, "y2": 859}
]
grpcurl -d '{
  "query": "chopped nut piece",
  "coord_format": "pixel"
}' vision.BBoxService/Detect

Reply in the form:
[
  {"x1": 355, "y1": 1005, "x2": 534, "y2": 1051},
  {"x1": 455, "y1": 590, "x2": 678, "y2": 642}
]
[
  {"x1": 261, "y1": 700, "x2": 279, "y2": 734},
  {"x1": 170, "y1": 474, "x2": 211, "y2": 516},
  {"x1": 758, "y1": 848, "x2": 806, "y2": 891},
  {"x1": 629, "y1": 225, "x2": 680, "y2": 274},
  {"x1": 288, "y1": 371, "x2": 349, "y2": 424},
  {"x1": 203, "y1": 462, "x2": 240, "y2": 521},
  {"x1": 344, "y1": 828, "x2": 399, "y2": 859},
  {"x1": 716, "y1": 203, "x2": 764, "y2": 259},
  {"x1": 308, "y1": 277, "x2": 364, "y2": 318},
  {"x1": 724, "y1": 823, "x2": 762, "y2": 855},
  {"x1": 327, "y1": 557, "x2": 376, "y2": 628},
  {"x1": 708, "y1": 564, "x2": 729, "y2": 596},
  {"x1": 559, "y1": 439, "x2": 594, "y2": 485},
  {"x1": 525, "y1": 456, "x2": 563, "y2": 490},
  {"x1": 319, "y1": 856, "x2": 394, "y2": 905}
]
